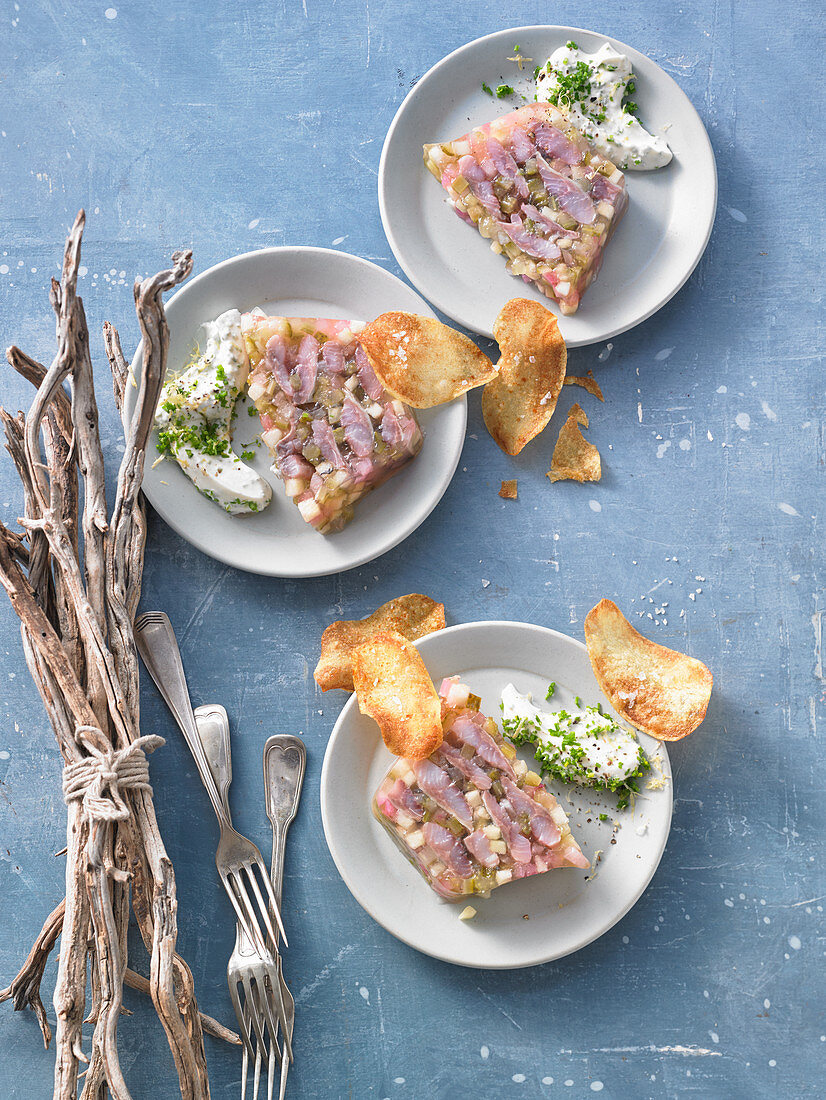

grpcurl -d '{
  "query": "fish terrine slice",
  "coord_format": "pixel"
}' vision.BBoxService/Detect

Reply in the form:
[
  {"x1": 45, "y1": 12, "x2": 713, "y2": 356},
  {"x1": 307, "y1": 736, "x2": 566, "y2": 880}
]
[
  {"x1": 243, "y1": 314, "x2": 423, "y2": 533},
  {"x1": 424, "y1": 103, "x2": 628, "y2": 314},
  {"x1": 373, "y1": 677, "x2": 589, "y2": 900}
]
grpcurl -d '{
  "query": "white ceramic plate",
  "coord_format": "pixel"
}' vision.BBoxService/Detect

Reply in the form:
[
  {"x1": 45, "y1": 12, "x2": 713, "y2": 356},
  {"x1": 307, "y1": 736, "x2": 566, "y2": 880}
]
[
  {"x1": 379, "y1": 25, "x2": 717, "y2": 344},
  {"x1": 125, "y1": 248, "x2": 466, "y2": 577},
  {"x1": 321, "y1": 621, "x2": 672, "y2": 969}
]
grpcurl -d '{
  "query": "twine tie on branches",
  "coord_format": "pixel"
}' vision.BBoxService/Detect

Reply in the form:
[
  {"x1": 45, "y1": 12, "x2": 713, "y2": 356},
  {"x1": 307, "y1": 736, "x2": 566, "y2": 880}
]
[{"x1": 63, "y1": 726, "x2": 164, "y2": 823}]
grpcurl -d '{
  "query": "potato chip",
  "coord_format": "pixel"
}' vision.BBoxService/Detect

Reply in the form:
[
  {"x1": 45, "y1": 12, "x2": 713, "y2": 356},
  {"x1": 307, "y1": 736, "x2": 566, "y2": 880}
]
[
  {"x1": 352, "y1": 630, "x2": 443, "y2": 758},
  {"x1": 358, "y1": 311, "x2": 496, "y2": 408},
  {"x1": 499, "y1": 479, "x2": 518, "y2": 500},
  {"x1": 584, "y1": 599, "x2": 713, "y2": 741},
  {"x1": 482, "y1": 298, "x2": 567, "y2": 455},
  {"x1": 568, "y1": 402, "x2": 589, "y2": 427},
  {"x1": 314, "y1": 593, "x2": 445, "y2": 692},
  {"x1": 563, "y1": 370, "x2": 604, "y2": 401},
  {"x1": 548, "y1": 415, "x2": 602, "y2": 482}
]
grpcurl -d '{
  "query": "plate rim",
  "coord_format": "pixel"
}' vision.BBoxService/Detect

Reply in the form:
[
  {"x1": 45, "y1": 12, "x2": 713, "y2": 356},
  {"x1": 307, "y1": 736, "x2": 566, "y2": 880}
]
[
  {"x1": 319, "y1": 618, "x2": 673, "y2": 969},
  {"x1": 126, "y1": 245, "x2": 467, "y2": 578},
  {"x1": 378, "y1": 23, "x2": 718, "y2": 344}
]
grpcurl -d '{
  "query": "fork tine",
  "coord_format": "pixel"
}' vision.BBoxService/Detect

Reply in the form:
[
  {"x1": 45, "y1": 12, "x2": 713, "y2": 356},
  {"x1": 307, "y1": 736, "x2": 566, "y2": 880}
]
[
  {"x1": 278, "y1": 1055, "x2": 289, "y2": 1100},
  {"x1": 242, "y1": 973, "x2": 270, "y2": 1059},
  {"x1": 241, "y1": 1036, "x2": 249, "y2": 1100},
  {"x1": 233, "y1": 870, "x2": 270, "y2": 954},
  {"x1": 258, "y1": 975, "x2": 286, "y2": 1067},
  {"x1": 255, "y1": 858, "x2": 289, "y2": 945},
  {"x1": 228, "y1": 972, "x2": 255, "y2": 1061},
  {"x1": 245, "y1": 860, "x2": 287, "y2": 947},
  {"x1": 222, "y1": 869, "x2": 266, "y2": 953},
  {"x1": 272, "y1": 959, "x2": 294, "y2": 1063},
  {"x1": 267, "y1": 1044, "x2": 275, "y2": 1100},
  {"x1": 252, "y1": 1037, "x2": 262, "y2": 1100}
]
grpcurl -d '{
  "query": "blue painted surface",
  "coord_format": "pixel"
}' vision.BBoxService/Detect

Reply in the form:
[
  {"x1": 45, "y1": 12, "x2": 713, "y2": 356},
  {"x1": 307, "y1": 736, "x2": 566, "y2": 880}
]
[{"x1": 0, "y1": 2, "x2": 824, "y2": 1097}]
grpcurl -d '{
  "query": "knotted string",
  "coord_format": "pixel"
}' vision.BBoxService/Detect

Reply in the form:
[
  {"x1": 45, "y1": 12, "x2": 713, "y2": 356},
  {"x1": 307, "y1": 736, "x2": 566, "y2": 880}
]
[{"x1": 63, "y1": 725, "x2": 165, "y2": 823}]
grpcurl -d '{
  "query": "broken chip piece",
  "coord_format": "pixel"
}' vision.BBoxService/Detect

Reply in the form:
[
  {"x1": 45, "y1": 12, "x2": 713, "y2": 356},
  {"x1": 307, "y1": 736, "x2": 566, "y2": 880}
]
[
  {"x1": 584, "y1": 599, "x2": 713, "y2": 741},
  {"x1": 372, "y1": 677, "x2": 589, "y2": 900},
  {"x1": 568, "y1": 402, "x2": 589, "y2": 427},
  {"x1": 314, "y1": 594, "x2": 446, "y2": 692},
  {"x1": 548, "y1": 415, "x2": 602, "y2": 482},
  {"x1": 352, "y1": 630, "x2": 443, "y2": 759},
  {"x1": 482, "y1": 298, "x2": 567, "y2": 455},
  {"x1": 358, "y1": 311, "x2": 496, "y2": 409},
  {"x1": 563, "y1": 370, "x2": 604, "y2": 401},
  {"x1": 499, "y1": 479, "x2": 518, "y2": 500}
]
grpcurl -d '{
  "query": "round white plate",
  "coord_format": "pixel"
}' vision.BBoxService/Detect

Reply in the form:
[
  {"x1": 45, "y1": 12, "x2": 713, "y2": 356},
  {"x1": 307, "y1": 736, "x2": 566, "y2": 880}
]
[
  {"x1": 379, "y1": 25, "x2": 717, "y2": 344},
  {"x1": 126, "y1": 248, "x2": 466, "y2": 577},
  {"x1": 320, "y1": 621, "x2": 672, "y2": 969}
]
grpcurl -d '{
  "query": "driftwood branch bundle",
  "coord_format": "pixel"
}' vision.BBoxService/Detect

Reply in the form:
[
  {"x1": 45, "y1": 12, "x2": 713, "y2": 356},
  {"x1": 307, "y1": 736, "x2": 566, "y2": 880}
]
[{"x1": 0, "y1": 212, "x2": 237, "y2": 1098}]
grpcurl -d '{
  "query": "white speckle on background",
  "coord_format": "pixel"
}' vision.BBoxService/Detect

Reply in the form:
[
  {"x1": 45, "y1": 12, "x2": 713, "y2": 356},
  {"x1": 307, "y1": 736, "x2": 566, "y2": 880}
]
[
  {"x1": 724, "y1": 898, "x2": 734, "y2": 907},
  {"x1": 542, "y1": 1077, "x2": 554, "y2": 1086},
  {"x1": 789, "y1": 935, "x2": 801, "y2": 950},
  {"x1": 565, "y1": 1080, "x2": 574, "y2": 1088},
  {"x1": 656, "y1": 440, "x2": 672, "y2": 459},
  {"x1": 0, "y1": 265, "x2": 7, "y2": 275},
  {"x1": 679, "y1": 438, "x2": 691, "y2": 451},
  {"x1": 359, "y1": 986, "x2": 370, "y2": 1003},
  {"x1": 709, "y1": 1032, "x2": 719, "y2": 1044},
  {"x1": 707, "y1": 429, "x2": 714, "y2": 441},
  {"x1": 332, "y1": 235, "x2": 348, "y2": 245},
  {"x1": 590, "y1": 1084, "x2": 604, "y2": 1093},
  {"x1": 717, "y1": 385, "x2": 727, "y2": 393},
  {"x1": 104, "y1": 7, "x2": 117, "y2": 18},
  {"x1": 482, "y1": 579, "x2": 490, "y2": 588},
  {"x1": 777, "y1": 503, "x2": 800, "y2": 517},
  {"x1": 0, "y1": 750, "x2": 9, "y2": 760},
  {"x1": 597, "y1": 342, "x2": 613, "y2": 362},
  {"x1": 735, "y1": 412, "x2": 751, "y2": 431},
  {"x1": 760, "y1": 400, "x2": 777, "y2": 421},
  {"x1": 622, "y1": 935, "x2": 629, "y2": 944},
  {"x1": 769, "y1": 1059, "x2": 777, "y2": 1067},
  {"x1": 589, "y1": 500, "x2": 601, "y2": 512},
  {"x1": 725, "y1": 206, "x2": 747, "y2": 222},
  {"x1": 512, "y1": 1074, "x2": 526, "y2": 1083},
  {"x1": 764, "y1": 999, "x2": 771, "y2": 1009},
  {"x1": 247, "y1": 218, "x2": 260, "y2": 229},
  {"x1": 654, "y1": 347, "x2": 674, "y2": 361},
  {"x1": 394, "y1": 1078, "x2": 405, "y2": 1085}
]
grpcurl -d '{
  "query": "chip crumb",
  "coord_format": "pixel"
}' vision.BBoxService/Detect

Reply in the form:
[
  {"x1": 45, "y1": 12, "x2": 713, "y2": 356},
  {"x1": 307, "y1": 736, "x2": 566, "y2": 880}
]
[
  {"x1": 459, "y1": 906, "x2": 477, "y2": 921},
  {"x1": 499, "y1": 479, "x2": 518, "y2": 500},
  {"x1": 548, "y1": 415, "x2": 602, "y2": 483},
  {"x1": 563, "y1": 370, "x2": 604, "y2": 401}
]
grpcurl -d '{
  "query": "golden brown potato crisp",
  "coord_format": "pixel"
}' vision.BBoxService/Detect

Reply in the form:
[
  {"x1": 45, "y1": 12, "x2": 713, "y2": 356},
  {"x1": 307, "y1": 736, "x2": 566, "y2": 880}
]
[
  {"x1": 314, "y1": 593, "x2": 445, "y2": 692},
  {"x1": 358, "y1": 311, "x2": 496, "y2": 408},
  {"x1": 548, "y1": 415, "x2": 602, "y2": 482},
  {"x1": 499, "y1": 479, "x2": 518, "y2": 499},
  {"x1": 584, "y1": 599, "x2": 713, "y2": 741},
  {"x1": 563, "y1": 370, "x2": 604, "y2": 401},
  {"x1": 352, "y1": 630, "x2": 443, "y2": 759},
  {"x1": 482, "y1": 298, "x2": 567, "y2": 455}
]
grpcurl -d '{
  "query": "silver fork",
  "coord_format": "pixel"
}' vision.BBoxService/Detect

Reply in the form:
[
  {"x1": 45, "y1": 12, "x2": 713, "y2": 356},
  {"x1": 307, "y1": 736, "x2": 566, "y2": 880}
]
[
  {"x1": 263, "y1": 735, "x2": 306, "y2": 1100},
  {"x1": 134, "y1": 612, "x2": 288, "y2": 957},
  {"x1": 192, "y1": 705, "x2": 289, "y2": 1099}
]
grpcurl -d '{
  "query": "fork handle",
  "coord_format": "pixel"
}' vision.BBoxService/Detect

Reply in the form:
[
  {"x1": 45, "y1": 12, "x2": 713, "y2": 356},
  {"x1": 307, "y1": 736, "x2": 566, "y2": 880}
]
[
  {"x1": 135, "y1": 611, "x2": 231, "y2": 829},
  {"x1": 263, "y1": 736, "x2": 305, "y2": 913}
]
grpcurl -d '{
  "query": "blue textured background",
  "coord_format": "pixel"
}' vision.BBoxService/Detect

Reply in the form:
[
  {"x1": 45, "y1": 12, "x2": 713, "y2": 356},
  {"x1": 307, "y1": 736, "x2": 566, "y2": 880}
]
[{"x1": 1, "y1": 2, "x2": 824, "y2": 1097}]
